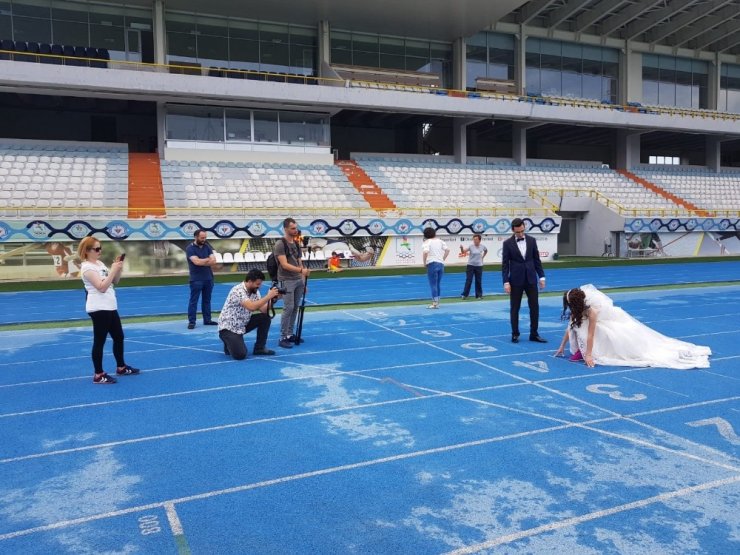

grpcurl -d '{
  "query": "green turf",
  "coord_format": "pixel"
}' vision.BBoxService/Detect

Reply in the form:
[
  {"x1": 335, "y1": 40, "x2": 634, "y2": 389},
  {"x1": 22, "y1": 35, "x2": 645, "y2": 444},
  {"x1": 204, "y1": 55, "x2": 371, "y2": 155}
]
[{"x1": 0, "y1": 255, "x2": 735, "y2": 293}]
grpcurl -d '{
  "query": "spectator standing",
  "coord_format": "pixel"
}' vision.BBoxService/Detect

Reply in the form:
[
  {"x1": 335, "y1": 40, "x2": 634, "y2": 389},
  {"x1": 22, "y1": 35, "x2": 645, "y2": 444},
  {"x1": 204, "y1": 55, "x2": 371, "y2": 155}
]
[
  {"x1": 274, "y1": 218, "x2": 309, "y2": 348},
  {"x1": 460, "y1": 234, "x2": 488, "y2": 299},
  {"x1": 78, "y1": 237, "x2": 140, "y2": 384},
  {"x1": 422, "y1": 227, "x2": 450, "y2": 309},
  {"x1": 186, "y1": 229, "x2": 218, "y2": 329}
]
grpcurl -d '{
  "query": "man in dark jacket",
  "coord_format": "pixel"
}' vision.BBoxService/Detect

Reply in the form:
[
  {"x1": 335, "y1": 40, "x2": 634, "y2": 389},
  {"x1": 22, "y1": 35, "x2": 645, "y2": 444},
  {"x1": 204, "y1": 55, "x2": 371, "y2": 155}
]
[{"x1": 501, "y1": 218, "x2": 547, "y2": 343}]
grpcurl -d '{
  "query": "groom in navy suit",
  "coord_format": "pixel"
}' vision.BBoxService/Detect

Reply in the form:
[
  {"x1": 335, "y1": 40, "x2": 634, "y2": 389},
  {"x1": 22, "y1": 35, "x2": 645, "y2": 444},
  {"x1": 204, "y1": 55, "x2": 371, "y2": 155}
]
[{"x1": 502, "y1": 218, "x2": 547, "y2": 343}]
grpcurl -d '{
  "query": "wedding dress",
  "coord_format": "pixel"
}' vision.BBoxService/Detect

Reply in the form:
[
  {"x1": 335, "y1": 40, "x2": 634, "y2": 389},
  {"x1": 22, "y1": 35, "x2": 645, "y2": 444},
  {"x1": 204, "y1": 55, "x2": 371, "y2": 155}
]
[{"x1": 570, "y1": 284, "x2": 711, "y2": 369}]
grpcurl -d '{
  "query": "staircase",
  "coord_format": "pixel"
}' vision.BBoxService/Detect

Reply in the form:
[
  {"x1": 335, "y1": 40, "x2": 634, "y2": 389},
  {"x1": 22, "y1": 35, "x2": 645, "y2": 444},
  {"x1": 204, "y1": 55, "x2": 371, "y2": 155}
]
[
  {"x1": 128, "y1": 153, "x2": 166, "y2": 218},
  {"x1": 337, "y1": 160, "x2": 396, "y2": 210},
  {"x1": 617, "y1": 169, "x2": 708, "y2": 216}
]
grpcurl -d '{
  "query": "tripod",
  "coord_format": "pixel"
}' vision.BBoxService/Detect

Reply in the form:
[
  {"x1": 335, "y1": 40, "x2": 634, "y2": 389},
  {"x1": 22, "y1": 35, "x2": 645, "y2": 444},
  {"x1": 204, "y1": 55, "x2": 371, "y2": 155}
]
[{"x1": 294, "y1": 235, "x2": 311, "y2": 344}]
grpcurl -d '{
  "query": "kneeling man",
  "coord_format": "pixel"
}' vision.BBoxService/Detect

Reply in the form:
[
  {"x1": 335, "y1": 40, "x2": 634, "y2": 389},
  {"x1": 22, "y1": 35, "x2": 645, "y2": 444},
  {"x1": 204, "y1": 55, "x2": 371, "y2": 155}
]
[{"x1": 218, "y1": 269, "x2": 280, "y2": 360}]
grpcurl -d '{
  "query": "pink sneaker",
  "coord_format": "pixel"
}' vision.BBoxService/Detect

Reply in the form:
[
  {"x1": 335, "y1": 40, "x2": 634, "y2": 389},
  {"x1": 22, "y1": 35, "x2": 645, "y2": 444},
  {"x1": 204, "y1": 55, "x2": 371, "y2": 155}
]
[{"x1": 569, "y1": 350, "x2": 583, "y2": 362}]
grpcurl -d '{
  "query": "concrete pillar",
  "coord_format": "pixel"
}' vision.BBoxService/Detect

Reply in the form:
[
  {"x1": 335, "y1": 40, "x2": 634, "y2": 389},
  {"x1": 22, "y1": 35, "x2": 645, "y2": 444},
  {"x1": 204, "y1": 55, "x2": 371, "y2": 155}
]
[
  {"x1": 156, "y1": 102, "x2": 166, "y2": 159},
  {"x1": 318, "y1": 20, "x2": 331, "y2": 77},
  {"x1": 515, "y1": 27, "x2": 526, "y2": 95},
  {"x1": 453, "y1": 119, "x2": 467, "y2": 164},
  {"x1": 452, "y1": 37, "x2": 466, "y2": 90},
  {"x1": 153, "y1": 0, "x2": 166, "y2": 65},
  {"x1": 706, "y1": 136, "x2": 721, "y2": 172},
  {"x1": 623, "y1": 45, "x2": 642, "y2": 105},
  {"x1": 512, "y1": 122, "x2": 528, "y2": 166},
  {"x1": 616, "y1": 129, "x2": 642, "y2": 170},
  {"x1": 707, "y1": 53, "x2": 720, "y2": 111}
]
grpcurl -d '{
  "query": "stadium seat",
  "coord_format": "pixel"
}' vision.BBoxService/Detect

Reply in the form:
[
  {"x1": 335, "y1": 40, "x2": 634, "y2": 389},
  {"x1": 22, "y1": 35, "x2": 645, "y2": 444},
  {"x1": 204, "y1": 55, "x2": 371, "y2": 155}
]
[{"x1": 222, "y1": 252, "x2": 234, "y2": 263}]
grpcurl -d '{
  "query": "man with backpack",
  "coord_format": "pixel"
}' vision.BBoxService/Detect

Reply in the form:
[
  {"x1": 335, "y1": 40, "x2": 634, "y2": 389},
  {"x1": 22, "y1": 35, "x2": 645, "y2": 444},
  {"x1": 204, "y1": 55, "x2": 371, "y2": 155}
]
[{"x1": 272, "y1": 218, "x2": 309, "y2": 348}]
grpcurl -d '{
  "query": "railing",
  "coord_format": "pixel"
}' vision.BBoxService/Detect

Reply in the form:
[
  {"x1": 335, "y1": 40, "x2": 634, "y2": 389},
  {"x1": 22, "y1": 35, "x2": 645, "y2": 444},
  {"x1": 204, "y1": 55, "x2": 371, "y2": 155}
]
[
  {"x1": 0, "y1": 205, "x2": 552, "y2": 219},
  {"x1": 529, "y1": 187, "x2": 740, "y2": 218},
  {"x1": 2, "y1": 49, "x2": 739, "y2": 123}
]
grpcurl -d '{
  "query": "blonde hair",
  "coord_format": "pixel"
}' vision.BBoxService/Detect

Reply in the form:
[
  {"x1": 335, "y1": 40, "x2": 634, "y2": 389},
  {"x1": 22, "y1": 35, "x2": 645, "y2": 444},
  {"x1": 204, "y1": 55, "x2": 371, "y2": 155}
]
[{"x1": 77, "y1": 237, "x2": 100, "y2": 261}]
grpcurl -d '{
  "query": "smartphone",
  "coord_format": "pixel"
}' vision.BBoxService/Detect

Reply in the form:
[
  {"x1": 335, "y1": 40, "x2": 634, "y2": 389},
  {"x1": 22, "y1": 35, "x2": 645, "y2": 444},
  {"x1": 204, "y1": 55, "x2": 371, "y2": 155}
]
[{"x1": 119, "y1": 253, "x2": 126, "y2": 262}]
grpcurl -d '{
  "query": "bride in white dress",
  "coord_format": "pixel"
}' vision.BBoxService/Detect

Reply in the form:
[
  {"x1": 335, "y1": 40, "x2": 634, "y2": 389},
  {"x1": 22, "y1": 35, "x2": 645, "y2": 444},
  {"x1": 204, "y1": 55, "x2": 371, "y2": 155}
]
[{"x1": 554, "y1": 285, "x2": 711, "y2": 369}]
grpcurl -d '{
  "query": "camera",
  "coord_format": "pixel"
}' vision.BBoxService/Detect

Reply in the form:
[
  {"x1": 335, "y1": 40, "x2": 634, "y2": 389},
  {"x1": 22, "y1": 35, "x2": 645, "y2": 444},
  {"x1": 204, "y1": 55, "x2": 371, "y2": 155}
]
[{"x1": 271, "y1": 280, "x2": 288, "y2": 295}]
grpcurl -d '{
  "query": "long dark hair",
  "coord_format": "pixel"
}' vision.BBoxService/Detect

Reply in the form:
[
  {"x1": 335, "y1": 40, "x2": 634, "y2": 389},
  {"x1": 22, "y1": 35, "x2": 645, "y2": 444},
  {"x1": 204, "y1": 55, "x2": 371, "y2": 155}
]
[{"x1": 562, "y1": 288, "x2": 588, "y2": 329}]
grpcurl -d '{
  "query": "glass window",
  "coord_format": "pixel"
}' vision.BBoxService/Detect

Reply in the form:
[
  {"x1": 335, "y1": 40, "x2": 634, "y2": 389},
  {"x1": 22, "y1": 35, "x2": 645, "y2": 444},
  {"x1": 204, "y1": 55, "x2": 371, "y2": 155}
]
[
  {"x1": 406, "y1": 56, "x2": 429, "y2": 72},
  {"x1": 467, "y1": 42, "x2": 486, "y2": 64},
  {"x1": 380, "y1": 53, "x2": 405, "y2": 70},
  {"x1": 562, "y1": 71, "x2": 581, "y2": 98},
  {"x1": 166, "y1": 106, "x2": 223, "y2": 142},
  {"x1": 166, "y1": 12, "x2": 196, "y2": 34},
  {"x1": 167, "y1": 32, "x2": 196, "y2": 61},
  {"x1": 405, "y1": 39, "x2": 428, "y2": 58},
  {"x1": 53, "y1": 20, "x2": 88, "y2": 45},
  {"x1": 380, "y1": 37, "x2": 404, "y2": 55},
  {"x1": 124, "y1": 9, "x2": 151, "y2": 31},
  {"x1": 197, "y1": 17, "x2": 227, "y2": 38},
  {"x1": 90, "y1": 24, "x2": 124, "y2": 52},
  {"x1": 658, "y1": 80, "x2": 675, "y2": 106},
  {"x1": 13, "y1": 0, "x2": 50, "y2": 19},
  {"x1": 225, "y1": 109, "x2": 251, "y2": 142},
  {"x1": 259, "y1": 40, "x2": 289, "y2": 72},
  {"x1": 353, "y1": 33, "x2": 378, "y2": 55},
  {"x1": 253, "y1": 111, "x2": 278, "y2": 143},
  {"x1": 430, "y1": 41, "x2": 451, "y2": 61},
  {"x1": 290, "y1": 43, "x2": 314, "y2": 74},
  {"x1": 331, "y1": 47, "x2": 351, "y2": 65},
  {"x1": 0, "y1": 14, "x2": 10, "y2": 39},
  {"x1": 259, "y1": 23, "x2": 288, "y2": 44},
  {"x1": 330, "y1": 30, "x2": 351, "y2": 53},
  {"x1": 302, "y1": 113, "x2": 329, "y2": 146},
  {"x1": 52, "y1": 1, "x2": 88, "y2": 23},
  {"x1": 198, "y1": 34, "x2": 228, "y2": 66},
  {"x1": 88, "y1": 5, "x2": 124, "y2": 27},
  {"x1": 353, "y1": 49, "x2": 378, "y2": 67},
  {"x1": 229, "y1": 20, "x2": 258, "y2": 41},
  {"x1": 12, "y1": 15, "x2": 51, "y2": 43},
  {"x1": 290, "y1": 26, "x2": 316, "y2": 47},
  {"x1": 727, "y1": 89, "x2": 740, "y2": 113},
  {"x1": 229, "y1": 38, "x2": 259, "y2": 70},
  {"x1": 279, "y1": 111, "x2": 306, "y2": 144}
]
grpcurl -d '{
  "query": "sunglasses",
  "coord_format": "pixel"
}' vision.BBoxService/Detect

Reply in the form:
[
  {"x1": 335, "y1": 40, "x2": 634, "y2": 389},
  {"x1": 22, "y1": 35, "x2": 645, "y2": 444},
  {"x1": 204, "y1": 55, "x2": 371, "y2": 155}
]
[{"x1": 89, "y1": 247, "x2": 102, "y2": 252}]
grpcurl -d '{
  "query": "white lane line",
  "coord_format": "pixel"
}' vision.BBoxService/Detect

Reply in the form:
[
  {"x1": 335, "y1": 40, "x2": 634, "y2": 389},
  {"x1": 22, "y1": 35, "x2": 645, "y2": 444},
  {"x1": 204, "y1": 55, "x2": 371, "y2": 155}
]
[
  {"x1": 0, "y1": 423, "x2": 573, "y2": 542},
  {"x1": 621, "y1": 377, "x2": 691, "y2": 398},
  {"x1": 164, "y1": 502, "x2": 184, "y2": 536},
  {"x1": 445, "y1": 474, "x2": 740, "y2": 554}
]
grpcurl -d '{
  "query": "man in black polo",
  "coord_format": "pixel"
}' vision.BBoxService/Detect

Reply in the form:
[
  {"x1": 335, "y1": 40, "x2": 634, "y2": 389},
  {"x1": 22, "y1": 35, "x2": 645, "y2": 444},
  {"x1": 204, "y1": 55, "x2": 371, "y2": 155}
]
[{"x1": 186, "y1": 229, "x2": 218, "y2": 329}]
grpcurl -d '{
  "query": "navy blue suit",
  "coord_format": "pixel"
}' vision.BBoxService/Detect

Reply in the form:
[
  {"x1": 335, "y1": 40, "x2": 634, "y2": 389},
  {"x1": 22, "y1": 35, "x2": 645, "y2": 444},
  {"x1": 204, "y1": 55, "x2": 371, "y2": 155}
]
[{"x1": 501, "y1": 235, "x2": 545, "y2": 337}]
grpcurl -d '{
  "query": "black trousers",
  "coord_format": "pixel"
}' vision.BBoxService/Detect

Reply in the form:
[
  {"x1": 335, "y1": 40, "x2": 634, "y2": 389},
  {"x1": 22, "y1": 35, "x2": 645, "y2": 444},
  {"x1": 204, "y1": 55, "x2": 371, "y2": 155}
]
[
  {"x1": 509, "y1": 283, "x2": 539, "y2": 337},
  {"x1": 462, "y1": 265, "x2": 483, "y2": 297},
  {"x1": 88, "y1": 309, "x2": 125, "y2": 374},
  {"x1": 219, "y1": 312, "x2": 271, "y2": 360}
]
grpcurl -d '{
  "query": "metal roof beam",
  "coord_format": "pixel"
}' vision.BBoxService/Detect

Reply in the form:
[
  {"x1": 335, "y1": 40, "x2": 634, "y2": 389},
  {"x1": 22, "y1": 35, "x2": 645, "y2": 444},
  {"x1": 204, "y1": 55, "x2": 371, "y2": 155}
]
[
  {"x1": 546, "y1": 0, "x2": 592, "y2": 28},
  {"x1": 690, "y1": 18, "x2": 740, "y2": 50},
  {"x1": 623, "y1": 0, "x2": 700, "y2": 41},
  {"x1": 574, "y1": 0, "x2": 629, "y2": 32},
  {"x1": 599, "y1": 0, "x2": 664, "y2": 37},
  {"x1": 670, "y1": 5, "x2": 740, "y2": 46},
  {"x1": 645, "y1": 0, "x2": 734, "y2": 44},
  {"x1": 708, "y1": 29, "x2": 740, "y2": 52},
  {"x1": 518, "y1": 0, "x2": 559, "y2": 25}
]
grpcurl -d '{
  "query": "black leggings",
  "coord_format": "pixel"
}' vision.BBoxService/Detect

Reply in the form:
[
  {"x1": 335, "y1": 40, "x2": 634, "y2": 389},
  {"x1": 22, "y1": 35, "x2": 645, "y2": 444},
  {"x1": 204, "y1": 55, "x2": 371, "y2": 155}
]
[{"x1": 89, "y1": 310, "x2": 125, "y2": 374}]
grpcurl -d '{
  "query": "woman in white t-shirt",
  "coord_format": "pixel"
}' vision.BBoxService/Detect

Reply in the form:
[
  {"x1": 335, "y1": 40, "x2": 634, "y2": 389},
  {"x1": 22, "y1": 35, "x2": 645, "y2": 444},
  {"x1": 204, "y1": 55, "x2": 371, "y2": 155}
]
[
  {"x1": 78, "y1": 236, "x2": 140, "y2": 384},
  {"x1": 422, "y1": 227, "x2": 450, "y2": 309}
]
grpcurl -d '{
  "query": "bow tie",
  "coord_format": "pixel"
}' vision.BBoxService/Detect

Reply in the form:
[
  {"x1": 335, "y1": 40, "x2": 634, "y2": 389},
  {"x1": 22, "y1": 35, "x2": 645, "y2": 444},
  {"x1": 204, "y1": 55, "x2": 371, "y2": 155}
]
[{"x1": 516, "y1": 237, "x2": 525, "y2": 242}]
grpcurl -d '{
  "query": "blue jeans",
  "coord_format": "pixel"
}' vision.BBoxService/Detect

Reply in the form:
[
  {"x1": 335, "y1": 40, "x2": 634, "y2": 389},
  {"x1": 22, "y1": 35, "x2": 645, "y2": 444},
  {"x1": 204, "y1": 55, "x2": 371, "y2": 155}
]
[
  {"x1": 426, "y1": 262, "x2": 444, "y2": 302},
  {"x1": 188, "y1": 279, "x2": 214, "y2": 324}
]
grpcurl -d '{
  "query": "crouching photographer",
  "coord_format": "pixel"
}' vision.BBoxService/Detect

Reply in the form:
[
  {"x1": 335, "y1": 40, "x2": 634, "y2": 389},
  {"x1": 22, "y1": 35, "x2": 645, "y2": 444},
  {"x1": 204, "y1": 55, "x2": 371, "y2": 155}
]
[{"x1": 218, "y1": 269, "x2": 280, "y2": 360}]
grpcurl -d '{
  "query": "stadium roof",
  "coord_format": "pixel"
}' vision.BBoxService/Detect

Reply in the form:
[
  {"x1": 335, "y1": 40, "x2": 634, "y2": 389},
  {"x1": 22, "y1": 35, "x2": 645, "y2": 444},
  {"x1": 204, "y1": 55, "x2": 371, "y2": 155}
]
[
  {"x1": 161, "y1": 0, "x2": 529, "y2": 41},
  {"x1": 504, "y1": 0, "x2": 740, "y2": 54}
]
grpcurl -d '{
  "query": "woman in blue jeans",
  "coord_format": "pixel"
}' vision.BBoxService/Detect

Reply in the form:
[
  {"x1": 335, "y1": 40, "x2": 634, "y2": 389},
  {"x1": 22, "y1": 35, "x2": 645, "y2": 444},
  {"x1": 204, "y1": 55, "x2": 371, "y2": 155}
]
[{"x1": 422, "y1": 227, "x2": 450, "y2": 309}]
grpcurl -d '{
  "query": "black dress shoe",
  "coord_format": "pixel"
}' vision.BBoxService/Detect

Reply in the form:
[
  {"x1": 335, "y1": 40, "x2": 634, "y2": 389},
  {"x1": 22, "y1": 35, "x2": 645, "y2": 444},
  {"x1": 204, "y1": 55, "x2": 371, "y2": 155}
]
[
  {"x1": 204, "y1": 321, "x2": 218, "y2": 326},
  {"x1": 511, "y1": 335, "x2": 519, "y2": 343},
  {"x1": 529, "y1": 335, "x2": 547, "y2": 343},
  {"x1": 187, "y1": 323, "x2": 195, "y2": 329}
]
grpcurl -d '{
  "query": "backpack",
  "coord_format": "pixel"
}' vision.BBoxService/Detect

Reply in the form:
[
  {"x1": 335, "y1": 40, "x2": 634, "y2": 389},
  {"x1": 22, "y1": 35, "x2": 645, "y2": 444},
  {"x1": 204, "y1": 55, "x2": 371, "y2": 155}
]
[{"x1": 266, "y1": 238, "x2": 289, "y2": 281}]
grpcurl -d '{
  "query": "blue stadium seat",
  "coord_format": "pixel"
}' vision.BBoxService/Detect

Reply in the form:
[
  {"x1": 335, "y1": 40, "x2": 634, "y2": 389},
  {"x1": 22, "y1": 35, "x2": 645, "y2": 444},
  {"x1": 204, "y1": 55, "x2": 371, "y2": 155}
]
[
  {"x1": 0, "y1": 39, "x2": 14, "y2": 60},
  {"x1": 73, "y1": 46, "x2": 88, "y2": 66}
]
